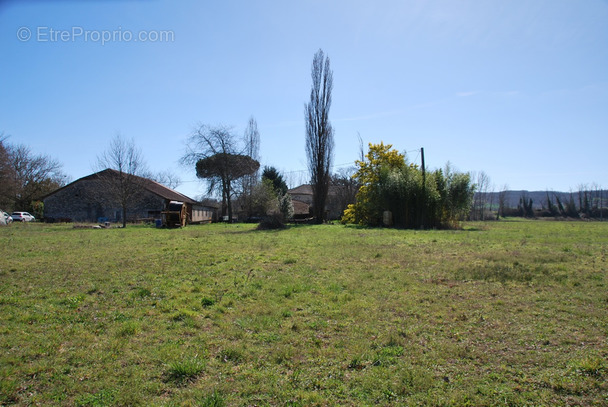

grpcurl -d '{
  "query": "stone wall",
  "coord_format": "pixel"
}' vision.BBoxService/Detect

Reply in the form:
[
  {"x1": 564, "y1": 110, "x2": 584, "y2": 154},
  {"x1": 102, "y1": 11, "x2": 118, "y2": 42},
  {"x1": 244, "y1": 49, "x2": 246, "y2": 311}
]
[{"x1": 44, "y1": 178, "x2": 167, "y2": 223}]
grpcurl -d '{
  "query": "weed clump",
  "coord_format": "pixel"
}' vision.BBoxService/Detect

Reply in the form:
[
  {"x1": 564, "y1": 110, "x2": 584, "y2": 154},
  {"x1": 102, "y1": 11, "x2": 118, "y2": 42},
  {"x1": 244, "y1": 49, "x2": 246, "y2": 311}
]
[
  {"x1": 198, "y1": 390, "x2": 226, "y2": 407},
  {"x1": 75, "y1": 389, "x2": 117, "y2": 407},
  {"x1": 574, "y1": 356, "x2": 607, "y2": 378},
  {"x1": 166, "y1": 356, "x2": 205, "y2": 383},
  {"x1": 218, "y1": 348, "x2": 244, "y2": 364}
]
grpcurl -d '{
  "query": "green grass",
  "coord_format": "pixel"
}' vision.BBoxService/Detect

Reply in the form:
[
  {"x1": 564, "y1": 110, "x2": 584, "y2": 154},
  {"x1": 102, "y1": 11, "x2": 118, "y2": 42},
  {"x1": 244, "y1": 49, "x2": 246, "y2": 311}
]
[{"x1": 0, "y1": 219, "x2": 607, "y2": 406}]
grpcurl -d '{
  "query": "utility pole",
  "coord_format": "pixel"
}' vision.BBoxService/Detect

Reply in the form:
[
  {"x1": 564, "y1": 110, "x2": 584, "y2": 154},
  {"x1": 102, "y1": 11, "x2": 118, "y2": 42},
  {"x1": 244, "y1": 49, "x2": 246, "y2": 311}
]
[
  {"x1": 420, "y1": 147, "x2": 426, "y2": 229},
  {"x1": 420, "y1": 147, "x2": 426, "y2": 185}
]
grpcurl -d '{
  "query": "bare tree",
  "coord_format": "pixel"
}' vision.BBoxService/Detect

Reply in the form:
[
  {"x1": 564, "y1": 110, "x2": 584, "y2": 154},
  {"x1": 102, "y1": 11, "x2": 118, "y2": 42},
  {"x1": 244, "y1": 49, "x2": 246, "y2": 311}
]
[
  {"x1": 152, "y1": 170, "x2": 181, "y2": 190},
  {"x1": 578, "y1": 183, "x2": 592, "y2": 216},
  {"x1": 305, "y1": 49, "x2": 334, "y2": 224},
  {"x1": 357, "y1": 132, "x2": 366, "y2": 163},
  {"x1": 488, "y1": 182, "x2": 496, "y2": 219},
  {"x1": 244, "y1": 117, "x2": 261, "y2": 167},
  {"x1": 599, "y1": 185, "x2": 605, "y2": 221},
  {"x1": 96, "y1": 135, "x2": 149, "y2": 227},
  {"x1": 472, "y1": 171, "x2": 491, "y2": 220},
  {"x1": 331, "y1": 167, "x2": 358, "y2": 217},
  {"x1": 241, "y1": 117, "x2": 261, "y2": 217},
  {"x1": 497, "y1": 184, "x2": 509, "y2": 219},
  {"x1": 1, "y1": 136, "x2": 67, "y2": 212},
  {"x1": 588, "y1": 182, "x2": 606, "y2": 219},
  {"x1": 0, "y1": 134, "x2": 15, "y2": 209},
  {"x1": 181, "y1": 124, "x2": 259, "y2": 221},
  {"x1": 182, "y1": 125, "x2": 234, "y2": 216}
]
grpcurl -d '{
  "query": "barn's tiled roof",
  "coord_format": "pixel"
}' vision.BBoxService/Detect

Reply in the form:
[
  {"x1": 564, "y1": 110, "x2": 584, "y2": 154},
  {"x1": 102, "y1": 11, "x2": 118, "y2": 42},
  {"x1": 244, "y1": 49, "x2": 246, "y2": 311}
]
[
  {"x1": 288, "y1": 184, "x2": 342, "y2": 197},
  {"x1": 45, "y1": 169, "x2": 197, "y2": 204},
  {"x1": 288, "y1": 184, "x2": 313, "y2": 195}
]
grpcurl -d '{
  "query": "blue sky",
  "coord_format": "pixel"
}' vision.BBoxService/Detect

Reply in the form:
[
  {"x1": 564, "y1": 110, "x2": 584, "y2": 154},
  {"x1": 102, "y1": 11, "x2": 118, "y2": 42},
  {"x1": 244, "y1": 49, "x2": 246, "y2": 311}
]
[{"x1": 1, "y1": 0, "x2": 607, "y2": 199}]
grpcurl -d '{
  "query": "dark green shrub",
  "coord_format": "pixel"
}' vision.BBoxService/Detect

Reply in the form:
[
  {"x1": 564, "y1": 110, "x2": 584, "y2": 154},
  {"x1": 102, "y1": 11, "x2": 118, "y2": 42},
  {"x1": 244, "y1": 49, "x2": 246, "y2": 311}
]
[
  {"x1": 256, "y1": 214, "x2": 286, "y2": 230},
  {"x1": 201, "y1": 297, "x2": 215, "y2": 308}
]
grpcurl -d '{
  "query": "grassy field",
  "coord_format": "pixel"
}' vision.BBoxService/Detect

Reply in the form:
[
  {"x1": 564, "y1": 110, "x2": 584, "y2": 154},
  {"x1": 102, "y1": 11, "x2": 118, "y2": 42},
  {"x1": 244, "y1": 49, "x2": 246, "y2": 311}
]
[{"x1": 0, "y1": 220, "x2": 607, "y2": 406}]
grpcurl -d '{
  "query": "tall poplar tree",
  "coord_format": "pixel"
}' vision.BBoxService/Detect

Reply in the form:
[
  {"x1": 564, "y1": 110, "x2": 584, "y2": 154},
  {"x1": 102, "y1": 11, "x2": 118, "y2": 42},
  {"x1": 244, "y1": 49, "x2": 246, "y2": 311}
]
[{"x1": 305, "y1": 49, "x2": 334, "y2": 224}]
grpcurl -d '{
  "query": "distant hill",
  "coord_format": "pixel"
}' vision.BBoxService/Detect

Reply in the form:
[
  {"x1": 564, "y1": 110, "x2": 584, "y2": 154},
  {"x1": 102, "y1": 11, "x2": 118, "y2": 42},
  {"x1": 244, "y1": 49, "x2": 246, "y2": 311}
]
[{"x1": 476, "y1": 190, "x2": 608, "y2": 210}]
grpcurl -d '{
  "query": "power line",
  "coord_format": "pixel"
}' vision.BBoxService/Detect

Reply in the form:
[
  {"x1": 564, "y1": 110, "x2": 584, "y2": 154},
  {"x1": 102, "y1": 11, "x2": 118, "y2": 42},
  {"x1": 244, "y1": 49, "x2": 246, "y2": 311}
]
[
  {"x1": 334, "y1": 161, "x2": 356, "y2": 167},
  {"x1": 412, "y1": 150, "x2": 420, "y2": 164},
  {"x1": 282, "y1": 161, "x2": 355, "y2": 175}
]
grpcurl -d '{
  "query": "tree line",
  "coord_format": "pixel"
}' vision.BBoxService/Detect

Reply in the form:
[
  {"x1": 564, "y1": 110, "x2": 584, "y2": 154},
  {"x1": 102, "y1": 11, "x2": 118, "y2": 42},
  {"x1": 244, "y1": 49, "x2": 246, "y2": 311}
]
[{"x1": 469, "y1": 171, "x2": 606, "y2": 220}]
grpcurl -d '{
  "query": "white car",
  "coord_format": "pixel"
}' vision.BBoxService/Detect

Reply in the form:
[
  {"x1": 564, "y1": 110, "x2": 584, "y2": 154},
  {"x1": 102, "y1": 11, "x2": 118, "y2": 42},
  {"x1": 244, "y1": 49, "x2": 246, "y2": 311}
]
[
  {"x1": 1, "y1": 210, "x2": 12, "y2": 225},
  {"x1": 11, "y1": 212, "x2": 36, "y2": 222}
]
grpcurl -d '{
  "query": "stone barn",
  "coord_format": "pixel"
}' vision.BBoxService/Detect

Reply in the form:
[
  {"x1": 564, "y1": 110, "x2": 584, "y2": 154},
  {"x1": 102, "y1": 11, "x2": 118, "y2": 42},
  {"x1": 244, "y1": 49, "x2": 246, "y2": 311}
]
[
  {"x1": 287, "y1": 184, "x2": 346, "y2": 220},
  {"x1": 43, "y1": 169, "x2": 214, "y2": 224}
]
